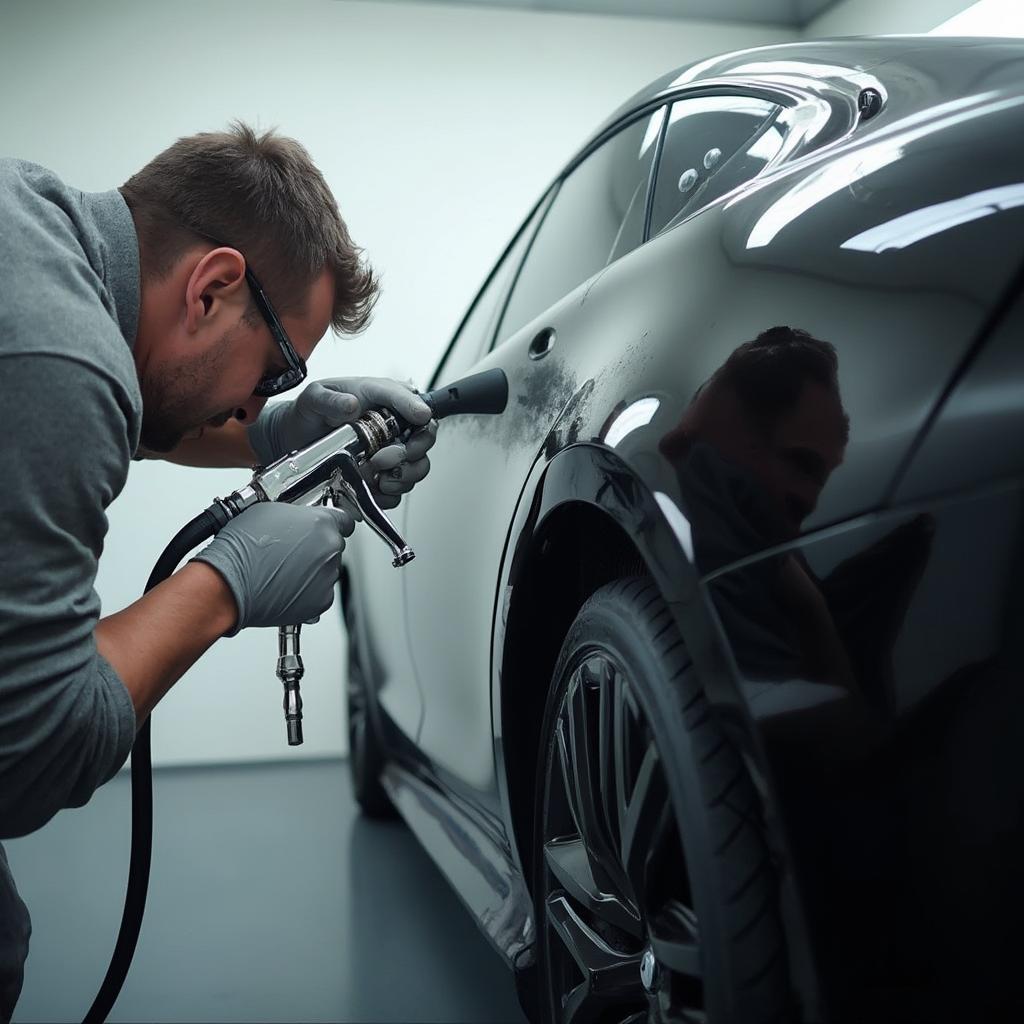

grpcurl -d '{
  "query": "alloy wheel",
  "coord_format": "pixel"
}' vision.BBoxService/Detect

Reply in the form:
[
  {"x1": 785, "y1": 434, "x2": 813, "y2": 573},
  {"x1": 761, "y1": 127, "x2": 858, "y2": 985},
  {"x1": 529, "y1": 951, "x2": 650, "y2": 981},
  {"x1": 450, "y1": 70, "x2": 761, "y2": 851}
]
[{"x1": 540, "y1": 651, "x2": 707, "y2": 1023}]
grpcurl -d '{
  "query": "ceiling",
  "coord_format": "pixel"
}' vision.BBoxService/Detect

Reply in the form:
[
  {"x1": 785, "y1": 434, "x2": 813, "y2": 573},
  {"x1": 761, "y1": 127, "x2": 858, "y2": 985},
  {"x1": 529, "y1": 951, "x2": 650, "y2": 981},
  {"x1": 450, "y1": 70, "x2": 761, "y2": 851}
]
[{"x1": 362, "y1": 0, "x2": 844, "y2": 29}]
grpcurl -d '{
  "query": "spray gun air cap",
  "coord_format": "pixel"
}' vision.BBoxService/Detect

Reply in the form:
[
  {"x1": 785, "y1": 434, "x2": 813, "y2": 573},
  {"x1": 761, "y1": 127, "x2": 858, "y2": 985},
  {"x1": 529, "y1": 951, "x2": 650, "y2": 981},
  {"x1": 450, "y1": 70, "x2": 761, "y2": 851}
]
[{"x1": 419, "y1": 368, "x2": 508, "y2": 423}]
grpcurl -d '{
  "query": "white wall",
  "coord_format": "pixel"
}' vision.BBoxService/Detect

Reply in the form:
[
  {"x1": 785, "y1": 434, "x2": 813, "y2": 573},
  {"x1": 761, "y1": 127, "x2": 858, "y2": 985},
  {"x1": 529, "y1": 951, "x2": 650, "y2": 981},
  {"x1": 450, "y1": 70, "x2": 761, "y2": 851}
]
[
  {"x1": 804, "y1": 0, "x2": 971, "y2": 36},
  {"x1": 0, "y1": 0, "x2": 795, "y2": 766},
  {"x1": 929, "y1": 0, "x2": 1024, "y2": 35}
]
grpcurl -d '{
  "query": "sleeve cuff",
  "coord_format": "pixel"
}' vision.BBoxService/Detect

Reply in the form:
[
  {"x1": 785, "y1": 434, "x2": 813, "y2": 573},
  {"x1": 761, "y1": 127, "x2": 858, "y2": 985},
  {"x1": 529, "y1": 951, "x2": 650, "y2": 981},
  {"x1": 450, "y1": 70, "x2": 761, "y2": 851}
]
[{"x1": 94, "y1": 654, "x2": 140, "y2": 782}]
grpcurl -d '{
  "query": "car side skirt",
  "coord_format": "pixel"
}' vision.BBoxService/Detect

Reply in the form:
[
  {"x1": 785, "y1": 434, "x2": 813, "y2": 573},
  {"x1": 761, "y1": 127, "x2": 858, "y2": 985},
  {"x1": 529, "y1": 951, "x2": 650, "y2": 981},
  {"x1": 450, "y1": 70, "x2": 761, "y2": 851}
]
[{"x1": 380, "y1": 760, "x2": 534, "y2": 967}]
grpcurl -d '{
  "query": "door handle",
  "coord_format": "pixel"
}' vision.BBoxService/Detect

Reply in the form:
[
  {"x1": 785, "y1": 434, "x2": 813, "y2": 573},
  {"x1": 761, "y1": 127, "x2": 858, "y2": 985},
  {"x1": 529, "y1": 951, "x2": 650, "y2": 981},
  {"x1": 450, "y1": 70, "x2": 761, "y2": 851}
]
[{"x1": 529, "y1": 327, "x2": 556, "y2": 360}]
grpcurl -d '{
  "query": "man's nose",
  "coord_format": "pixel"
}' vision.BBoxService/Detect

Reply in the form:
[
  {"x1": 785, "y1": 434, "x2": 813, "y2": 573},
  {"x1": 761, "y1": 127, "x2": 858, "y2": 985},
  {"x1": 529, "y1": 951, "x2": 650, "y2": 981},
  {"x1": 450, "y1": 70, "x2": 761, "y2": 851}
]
[{"x1": 234, "y1": 395, "x2": 268, "y2": 424}]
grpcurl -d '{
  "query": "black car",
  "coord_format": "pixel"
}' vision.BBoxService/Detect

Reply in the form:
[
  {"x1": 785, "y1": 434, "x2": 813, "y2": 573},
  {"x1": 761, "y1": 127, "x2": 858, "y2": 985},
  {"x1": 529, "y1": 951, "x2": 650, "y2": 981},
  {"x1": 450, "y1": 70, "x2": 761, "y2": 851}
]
[{"x1": 341, "y1": 37, "x2": 1024, "y2": 1024}]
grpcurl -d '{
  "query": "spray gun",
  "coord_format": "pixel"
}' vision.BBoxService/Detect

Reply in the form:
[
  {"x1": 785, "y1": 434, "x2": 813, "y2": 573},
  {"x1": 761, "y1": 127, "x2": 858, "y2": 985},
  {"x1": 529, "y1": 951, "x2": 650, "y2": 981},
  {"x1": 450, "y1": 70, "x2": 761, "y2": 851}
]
[{"x1": 205, "y1": 367, "x2": 508, "y2": 745}]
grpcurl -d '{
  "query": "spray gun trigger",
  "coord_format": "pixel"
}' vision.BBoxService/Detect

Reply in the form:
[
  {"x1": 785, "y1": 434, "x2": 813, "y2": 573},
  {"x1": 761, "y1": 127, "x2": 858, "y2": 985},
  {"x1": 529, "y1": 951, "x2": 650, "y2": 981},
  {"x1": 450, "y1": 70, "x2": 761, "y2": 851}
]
[
  {"x1": 332, "y1": 452, "x2": 415, "y2": 568},
  {"x1": 326, "y1": 470, "x2": 362, "y2": 521}
]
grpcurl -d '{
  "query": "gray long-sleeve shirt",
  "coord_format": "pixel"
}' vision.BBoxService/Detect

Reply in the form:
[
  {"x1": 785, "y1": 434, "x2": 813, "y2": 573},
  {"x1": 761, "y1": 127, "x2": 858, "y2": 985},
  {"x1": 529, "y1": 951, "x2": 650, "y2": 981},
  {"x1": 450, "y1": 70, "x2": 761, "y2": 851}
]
[{"x1": 0, "y1": 159, "x2": 142, "y2": 1013}]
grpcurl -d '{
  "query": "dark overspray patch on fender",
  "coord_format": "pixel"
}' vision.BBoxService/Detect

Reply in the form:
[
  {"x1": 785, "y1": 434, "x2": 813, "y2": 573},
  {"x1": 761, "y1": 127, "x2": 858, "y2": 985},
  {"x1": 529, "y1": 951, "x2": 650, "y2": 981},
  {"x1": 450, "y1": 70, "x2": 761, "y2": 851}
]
[
  {"x1": 503, "y1": 359, "x2": 581, "y2": 451},
  {"x1": 433, "y1": 358, "x2": 579, "y2": 456},
  {"x1": 515, "y1": 359, "x2": 578, "y2": 421},
  {"x1": 515, "y1": 329, "x2": 658, "y2": 461}
]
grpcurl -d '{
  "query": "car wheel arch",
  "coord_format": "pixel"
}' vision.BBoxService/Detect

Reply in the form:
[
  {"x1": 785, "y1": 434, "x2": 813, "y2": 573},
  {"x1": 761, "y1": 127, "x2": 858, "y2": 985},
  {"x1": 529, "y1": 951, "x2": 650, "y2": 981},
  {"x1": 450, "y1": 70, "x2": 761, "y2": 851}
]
[
  {"x1": 494, "y1": 444, "x2": 822, "y2": 1017},
  {"x1": 494, "y1": 443, "x2": 703, "y2": 892}
]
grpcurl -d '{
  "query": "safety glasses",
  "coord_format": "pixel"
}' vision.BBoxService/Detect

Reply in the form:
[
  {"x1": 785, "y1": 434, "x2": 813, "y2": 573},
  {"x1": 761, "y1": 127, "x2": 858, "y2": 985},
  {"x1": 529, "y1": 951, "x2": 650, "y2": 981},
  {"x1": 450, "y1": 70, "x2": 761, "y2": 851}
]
[
  {"x1": 244, "y1": 266, "x2": 307, "y2": 397},
  {"x1": 193, "y1": 231, "x2": 308, "y2": 397}
]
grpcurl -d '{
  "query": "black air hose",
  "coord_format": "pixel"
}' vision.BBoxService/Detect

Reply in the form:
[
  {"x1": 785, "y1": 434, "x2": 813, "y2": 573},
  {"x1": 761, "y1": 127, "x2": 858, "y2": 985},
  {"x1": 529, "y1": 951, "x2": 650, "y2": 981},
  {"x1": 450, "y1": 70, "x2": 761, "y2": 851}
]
[{"x1": 84, "y1": 503, "x2": 228, "y2": 1024}]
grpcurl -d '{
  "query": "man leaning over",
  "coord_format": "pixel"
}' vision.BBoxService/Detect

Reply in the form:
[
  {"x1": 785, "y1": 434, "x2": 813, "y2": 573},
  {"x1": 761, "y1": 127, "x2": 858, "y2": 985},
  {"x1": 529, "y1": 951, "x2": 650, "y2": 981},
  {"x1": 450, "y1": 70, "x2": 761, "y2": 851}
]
[{"x1": 0, "y1": 123, "x2": 436, "y2": 1018}]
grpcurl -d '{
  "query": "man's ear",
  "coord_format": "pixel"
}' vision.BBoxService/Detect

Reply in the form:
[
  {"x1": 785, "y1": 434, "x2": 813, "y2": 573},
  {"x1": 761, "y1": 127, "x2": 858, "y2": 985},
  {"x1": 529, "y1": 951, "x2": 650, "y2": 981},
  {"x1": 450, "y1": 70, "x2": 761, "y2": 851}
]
[{"x1": 183, "y1": 247, "x2": 247, "y2": 334}]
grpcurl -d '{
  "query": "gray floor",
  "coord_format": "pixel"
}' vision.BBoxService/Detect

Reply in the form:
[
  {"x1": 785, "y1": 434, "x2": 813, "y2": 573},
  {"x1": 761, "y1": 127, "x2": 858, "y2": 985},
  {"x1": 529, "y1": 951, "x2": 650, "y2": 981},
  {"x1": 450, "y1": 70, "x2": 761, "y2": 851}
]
[{"x1": 5, "y1": 759, "x2": 527, "y2": 1023}]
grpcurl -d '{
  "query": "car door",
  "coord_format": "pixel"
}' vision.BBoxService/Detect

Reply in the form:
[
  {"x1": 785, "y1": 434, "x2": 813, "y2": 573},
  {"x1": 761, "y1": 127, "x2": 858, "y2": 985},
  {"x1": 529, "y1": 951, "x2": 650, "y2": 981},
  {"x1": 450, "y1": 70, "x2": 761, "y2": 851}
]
[
  {"x1": 400, "y1": 106, "x2": 668, "y2": 812},
  {"x1": 360, "y1": 196, "x2": 551, "y2": 740}
]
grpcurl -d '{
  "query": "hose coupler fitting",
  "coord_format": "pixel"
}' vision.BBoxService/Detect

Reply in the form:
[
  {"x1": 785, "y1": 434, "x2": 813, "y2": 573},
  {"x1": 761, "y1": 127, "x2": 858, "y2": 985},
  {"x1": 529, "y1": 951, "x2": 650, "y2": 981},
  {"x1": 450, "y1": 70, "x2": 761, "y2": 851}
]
[{"x1": 277, "y1": 624, "x2": 304, "y2": 746}]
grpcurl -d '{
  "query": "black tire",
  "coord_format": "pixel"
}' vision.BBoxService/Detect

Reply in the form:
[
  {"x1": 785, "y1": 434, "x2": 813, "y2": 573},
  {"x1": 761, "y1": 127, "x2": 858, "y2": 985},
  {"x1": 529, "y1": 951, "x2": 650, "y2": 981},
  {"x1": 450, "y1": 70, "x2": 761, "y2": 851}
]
[
  {"x1": 533, "y1": 577, "x2": 788, "y2": 1024},
  {"x1": 345, "y1": 600, "x2": 396, "y2": 819}
]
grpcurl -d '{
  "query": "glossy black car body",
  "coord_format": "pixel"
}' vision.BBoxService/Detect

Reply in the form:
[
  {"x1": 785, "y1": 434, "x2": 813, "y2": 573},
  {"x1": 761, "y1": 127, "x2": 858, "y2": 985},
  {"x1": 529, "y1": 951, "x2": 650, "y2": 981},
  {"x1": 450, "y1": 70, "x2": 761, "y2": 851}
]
[{"x1": 342, "y1": 37, "x2": 1024, "y2": 1023}]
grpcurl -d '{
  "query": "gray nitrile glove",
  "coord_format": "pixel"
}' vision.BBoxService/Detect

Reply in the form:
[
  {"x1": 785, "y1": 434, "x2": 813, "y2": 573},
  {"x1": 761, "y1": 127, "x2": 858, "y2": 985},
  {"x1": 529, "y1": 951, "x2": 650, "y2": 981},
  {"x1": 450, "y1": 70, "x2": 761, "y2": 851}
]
[
  {"x1": 247, "y1": 376, "x2": 436, "y2": 510},
  {"x1": 363, "y1": 418, "x2": 438, "y2": 510},
  {"x1": 192, "y1": 502, "x2": 355, "y2": 635}
]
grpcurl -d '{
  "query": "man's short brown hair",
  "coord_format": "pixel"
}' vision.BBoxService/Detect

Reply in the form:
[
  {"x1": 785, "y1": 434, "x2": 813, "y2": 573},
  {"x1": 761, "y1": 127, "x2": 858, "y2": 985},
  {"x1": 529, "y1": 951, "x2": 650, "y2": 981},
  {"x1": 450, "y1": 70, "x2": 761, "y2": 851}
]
[{"x1": 120, "y1": 122, "x2": 377, "y2": 334}]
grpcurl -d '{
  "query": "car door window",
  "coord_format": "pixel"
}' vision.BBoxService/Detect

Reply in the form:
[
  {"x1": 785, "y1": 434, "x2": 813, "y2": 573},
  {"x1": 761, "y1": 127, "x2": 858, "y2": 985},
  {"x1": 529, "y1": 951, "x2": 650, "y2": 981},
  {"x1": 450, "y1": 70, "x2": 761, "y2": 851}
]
[
  {"x1": 433, "y1": 195, "x2": 551, "y2": 385},
  {"x1": 649, "y1": 95, "x2": 782, "y2": 238},
  {"x1": 496, "y1": 107, "x2": 666, "y2": 343}
]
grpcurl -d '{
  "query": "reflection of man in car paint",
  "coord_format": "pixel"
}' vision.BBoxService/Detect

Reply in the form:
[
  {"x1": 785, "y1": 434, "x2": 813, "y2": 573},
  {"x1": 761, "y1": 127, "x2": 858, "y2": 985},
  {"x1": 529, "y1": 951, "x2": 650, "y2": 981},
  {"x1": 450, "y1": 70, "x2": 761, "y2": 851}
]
[
  {"x1": 660, "y1": 331, "x2": 1011, "y2": 1018},
  {"x1": 659, "y1": 326, "x2": 863, "y2": 712},
  {"x1": 660, "y1": 326, "x2": 933, "y2": 735},
  {"x1": 660, "y1": 325, "x2": 849, "y2": 551}
]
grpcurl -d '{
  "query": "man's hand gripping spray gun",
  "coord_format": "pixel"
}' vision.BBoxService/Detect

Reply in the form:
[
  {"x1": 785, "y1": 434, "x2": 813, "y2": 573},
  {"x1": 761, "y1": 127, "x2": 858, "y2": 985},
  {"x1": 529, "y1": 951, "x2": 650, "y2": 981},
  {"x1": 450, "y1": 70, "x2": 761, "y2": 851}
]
[{"x1": 211, "y1": 368, "x2": 508, "y2": 744}]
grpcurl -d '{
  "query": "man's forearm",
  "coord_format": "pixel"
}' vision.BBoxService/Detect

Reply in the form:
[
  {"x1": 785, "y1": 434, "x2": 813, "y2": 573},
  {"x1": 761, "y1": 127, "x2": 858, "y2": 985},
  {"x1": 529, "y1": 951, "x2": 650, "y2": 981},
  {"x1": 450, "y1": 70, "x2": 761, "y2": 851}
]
[
  {"x1": 142, "y1": 420, "x2": 258, "y2": 469},
  {"x1": 95, "y1": 562, "x2": 237, "y2": 723}
]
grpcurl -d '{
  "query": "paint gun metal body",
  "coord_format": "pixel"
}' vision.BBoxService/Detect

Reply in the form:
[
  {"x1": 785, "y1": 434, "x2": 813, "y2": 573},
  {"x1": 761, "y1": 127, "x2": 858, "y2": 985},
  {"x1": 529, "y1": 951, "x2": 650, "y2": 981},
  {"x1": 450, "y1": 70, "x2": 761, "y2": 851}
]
[{"x1": 211, "y1": 368, "x2": 508, "y2": 745}]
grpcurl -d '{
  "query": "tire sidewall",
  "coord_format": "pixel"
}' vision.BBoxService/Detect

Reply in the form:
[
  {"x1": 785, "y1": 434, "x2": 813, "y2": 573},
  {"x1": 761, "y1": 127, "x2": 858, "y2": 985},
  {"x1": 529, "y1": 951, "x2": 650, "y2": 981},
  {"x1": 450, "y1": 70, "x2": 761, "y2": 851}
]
[{"x1": 533, "y1": 581, "x2": 761, "y2": 1023}]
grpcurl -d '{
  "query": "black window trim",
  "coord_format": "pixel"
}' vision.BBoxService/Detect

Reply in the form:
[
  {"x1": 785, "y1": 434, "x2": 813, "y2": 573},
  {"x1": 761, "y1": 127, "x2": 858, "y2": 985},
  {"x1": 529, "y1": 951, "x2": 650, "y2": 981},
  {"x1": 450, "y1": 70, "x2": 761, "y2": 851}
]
[
  {"x1": 642, "y1": 102, "x2": 670, "y2": 244},
  {"x1": 646, "y1": 97, "x2": 787, "y2": 242},
  {"x1": 486, "y1": 185, "x2": 559, "y2": 356},
  {"x1": 556, "y1": 78, "x2": 861, "y2": 231},
  {"x1": 561, "y1": 84, "x2": 797, "y2": 181},
  {"x1": 583, "y1": 76, "x2": 860, "y2": 175}
]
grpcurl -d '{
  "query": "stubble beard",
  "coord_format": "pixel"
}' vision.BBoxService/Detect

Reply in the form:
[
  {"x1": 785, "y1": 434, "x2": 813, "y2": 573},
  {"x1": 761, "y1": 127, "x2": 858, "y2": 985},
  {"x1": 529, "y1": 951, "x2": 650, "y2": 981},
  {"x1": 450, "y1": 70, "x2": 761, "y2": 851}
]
[{"x1": 138, "y1": 335, "x2": 235, "y2": 452}]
